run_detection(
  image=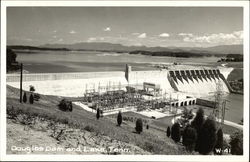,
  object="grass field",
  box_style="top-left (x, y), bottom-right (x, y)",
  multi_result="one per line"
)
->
top-left (6, 85), bottom-right (187, 155)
